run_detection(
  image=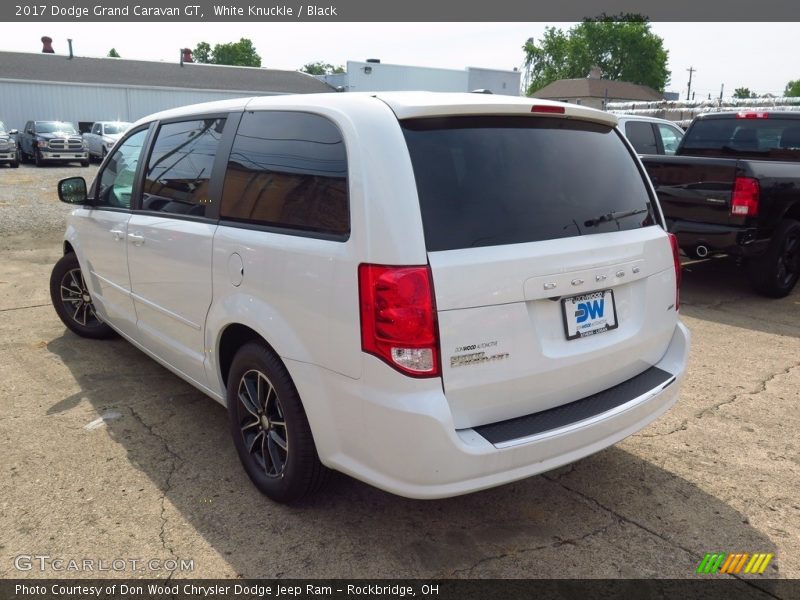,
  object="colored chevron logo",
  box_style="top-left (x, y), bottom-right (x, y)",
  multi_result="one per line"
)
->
top-left (696, 552), bottom-right (774, 574)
